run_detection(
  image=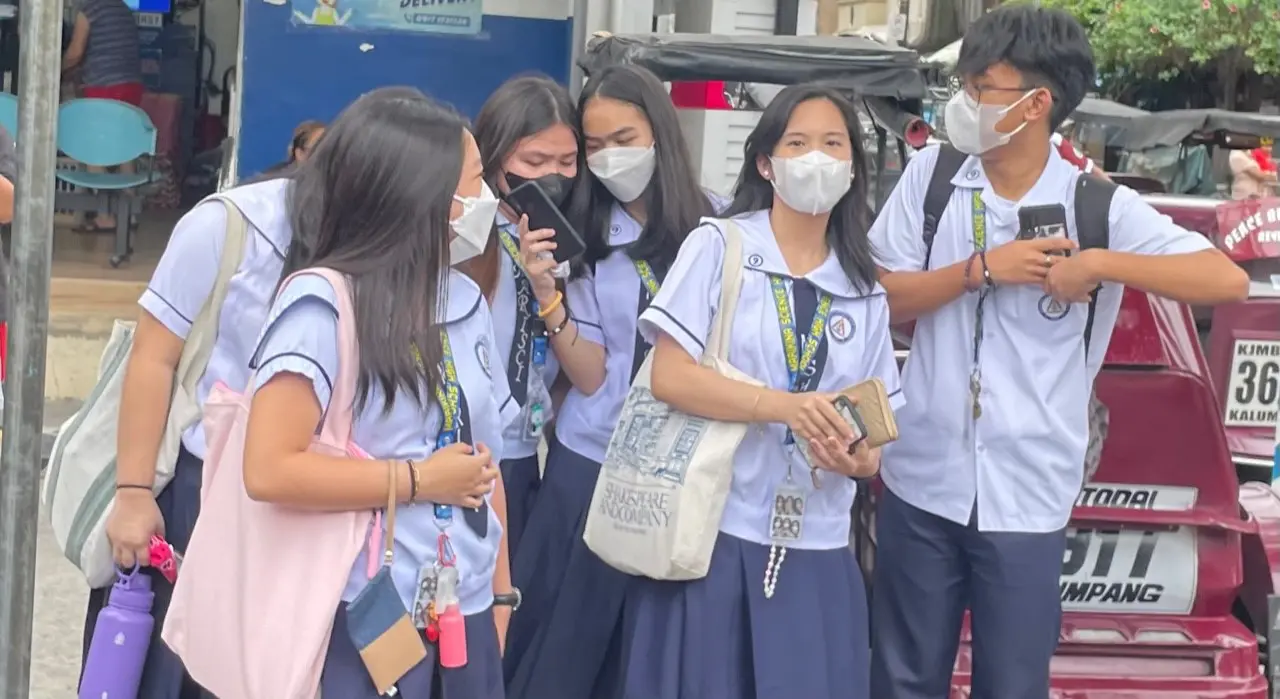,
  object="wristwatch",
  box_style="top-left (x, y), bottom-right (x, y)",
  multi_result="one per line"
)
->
top-left (494, 587), bottom-right (522, 611)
